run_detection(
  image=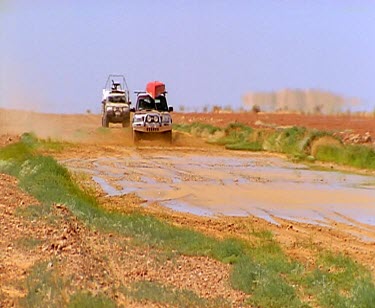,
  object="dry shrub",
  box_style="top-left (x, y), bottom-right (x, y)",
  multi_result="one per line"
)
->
top-left (310, 136), bottom-right (342, 157)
